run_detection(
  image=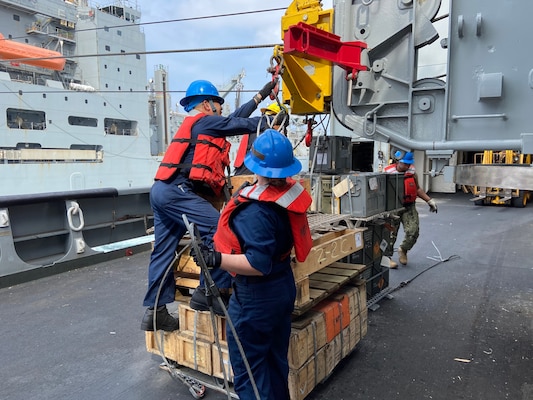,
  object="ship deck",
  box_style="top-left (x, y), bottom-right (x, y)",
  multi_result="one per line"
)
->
top-left (1, 192), bottom-right (532, 400)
